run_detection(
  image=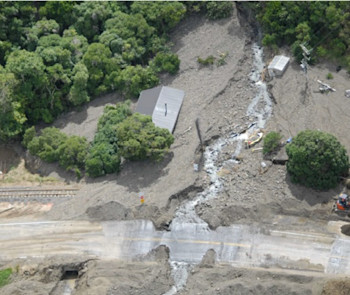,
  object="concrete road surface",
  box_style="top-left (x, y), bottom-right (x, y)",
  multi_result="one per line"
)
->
top-left (0, 219), bottom-right (349, 274)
